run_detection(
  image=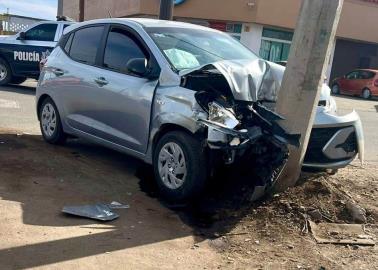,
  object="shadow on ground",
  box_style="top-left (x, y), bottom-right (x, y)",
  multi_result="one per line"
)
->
top-left (0, 133), bottom-right (268, 269)
top-left (0, 83), bottom-right (36, 96)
